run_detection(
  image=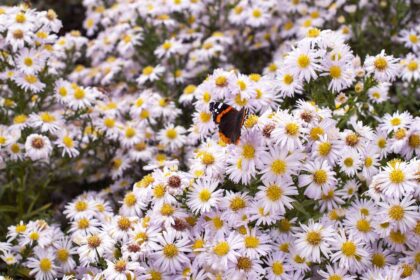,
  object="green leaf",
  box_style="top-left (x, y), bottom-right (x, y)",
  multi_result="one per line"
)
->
top-left (22, 203), bottom-right (52, 219)
top-left (0, 205), bottom-right (17, 213)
